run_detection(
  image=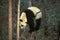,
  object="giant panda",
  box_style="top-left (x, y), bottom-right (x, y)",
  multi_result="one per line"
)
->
top-left (19, 6), bottom-right (42, 33)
